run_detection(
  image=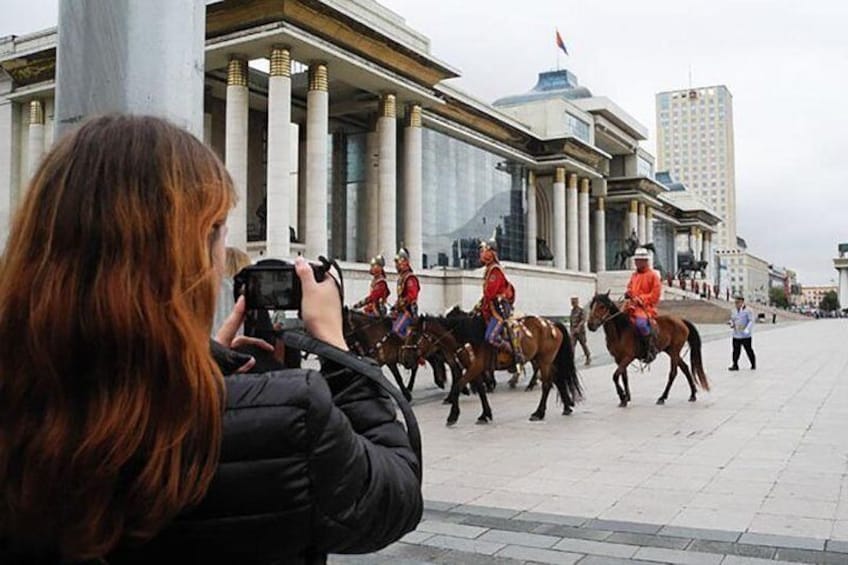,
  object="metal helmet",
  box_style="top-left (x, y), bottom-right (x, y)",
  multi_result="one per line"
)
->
top-left (394, 247), bottom-right (410, 262)
top-left (370, 254), bottom-right (386, 268)
top-left (479, 231), bottom-right (498, 253)
top-left (633, 247), bottom-right (651, 260)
